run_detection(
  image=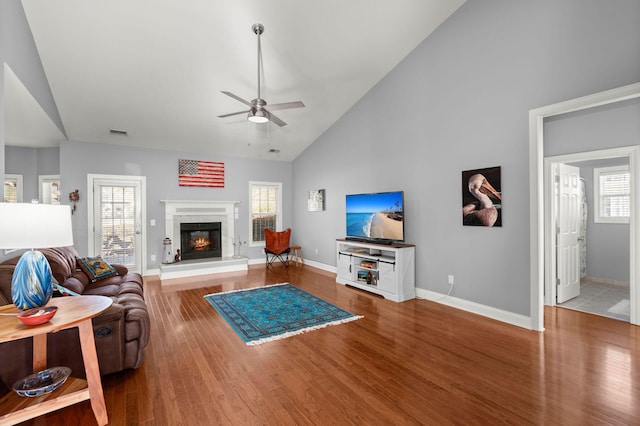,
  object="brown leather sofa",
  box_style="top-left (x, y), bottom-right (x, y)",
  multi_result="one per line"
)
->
top-left (0, 246), bottom-right (150, 387)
